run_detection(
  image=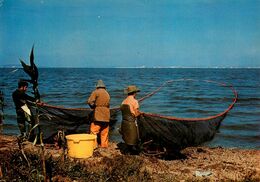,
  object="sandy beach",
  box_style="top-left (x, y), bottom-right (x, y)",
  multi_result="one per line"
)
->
top-left (0, 134), bottom-right (259, 181)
